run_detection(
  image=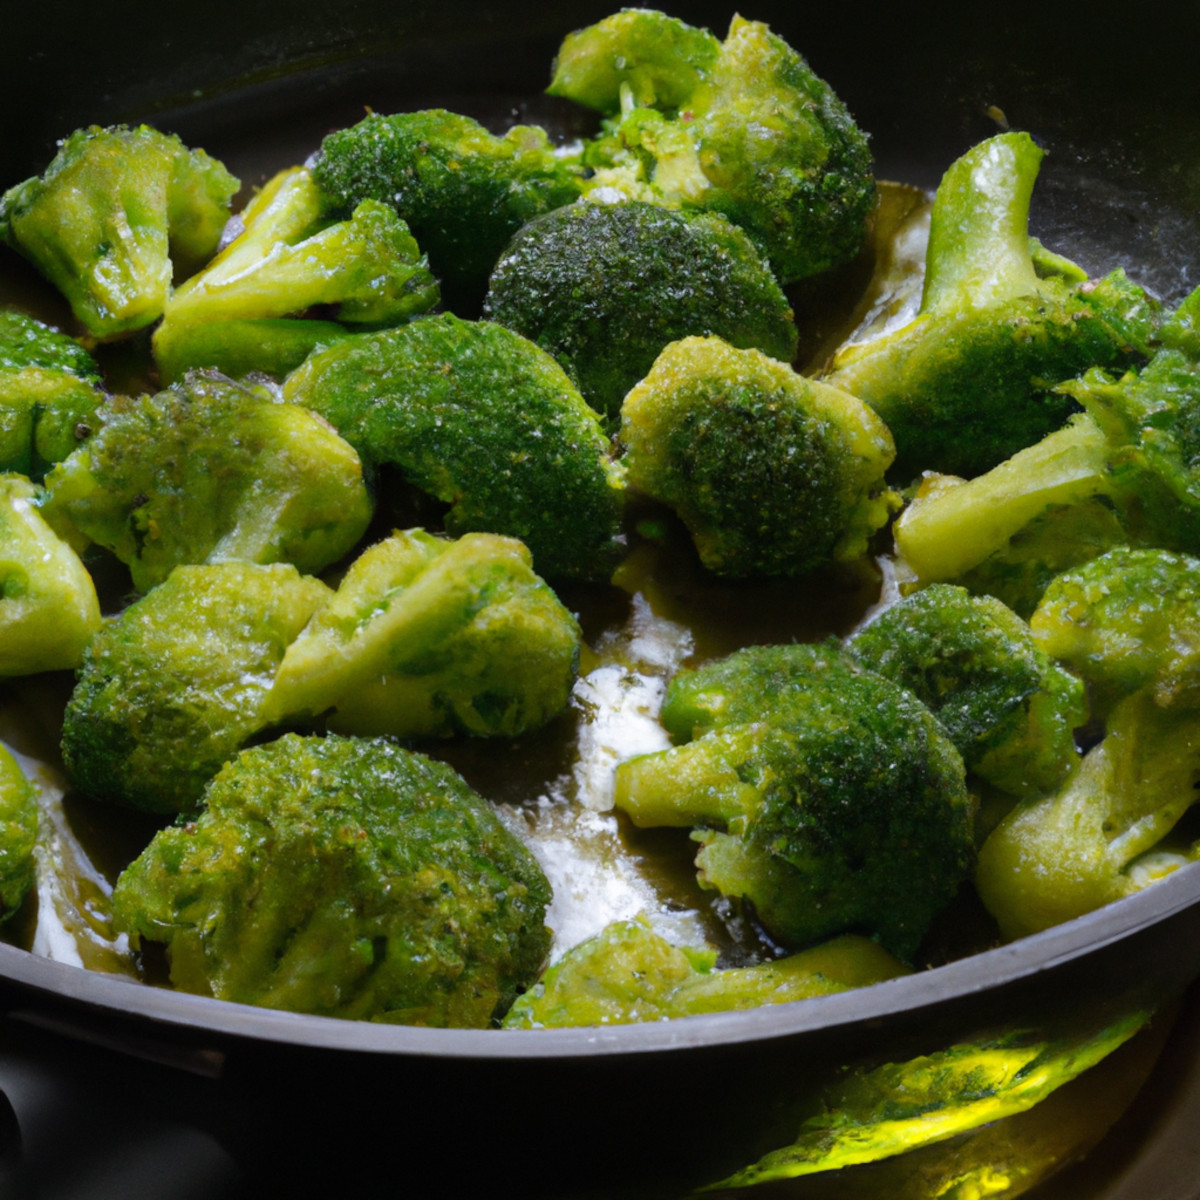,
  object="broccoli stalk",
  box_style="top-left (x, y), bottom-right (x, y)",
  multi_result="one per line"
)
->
top-left (0, 742), bottom-right (38, 923)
